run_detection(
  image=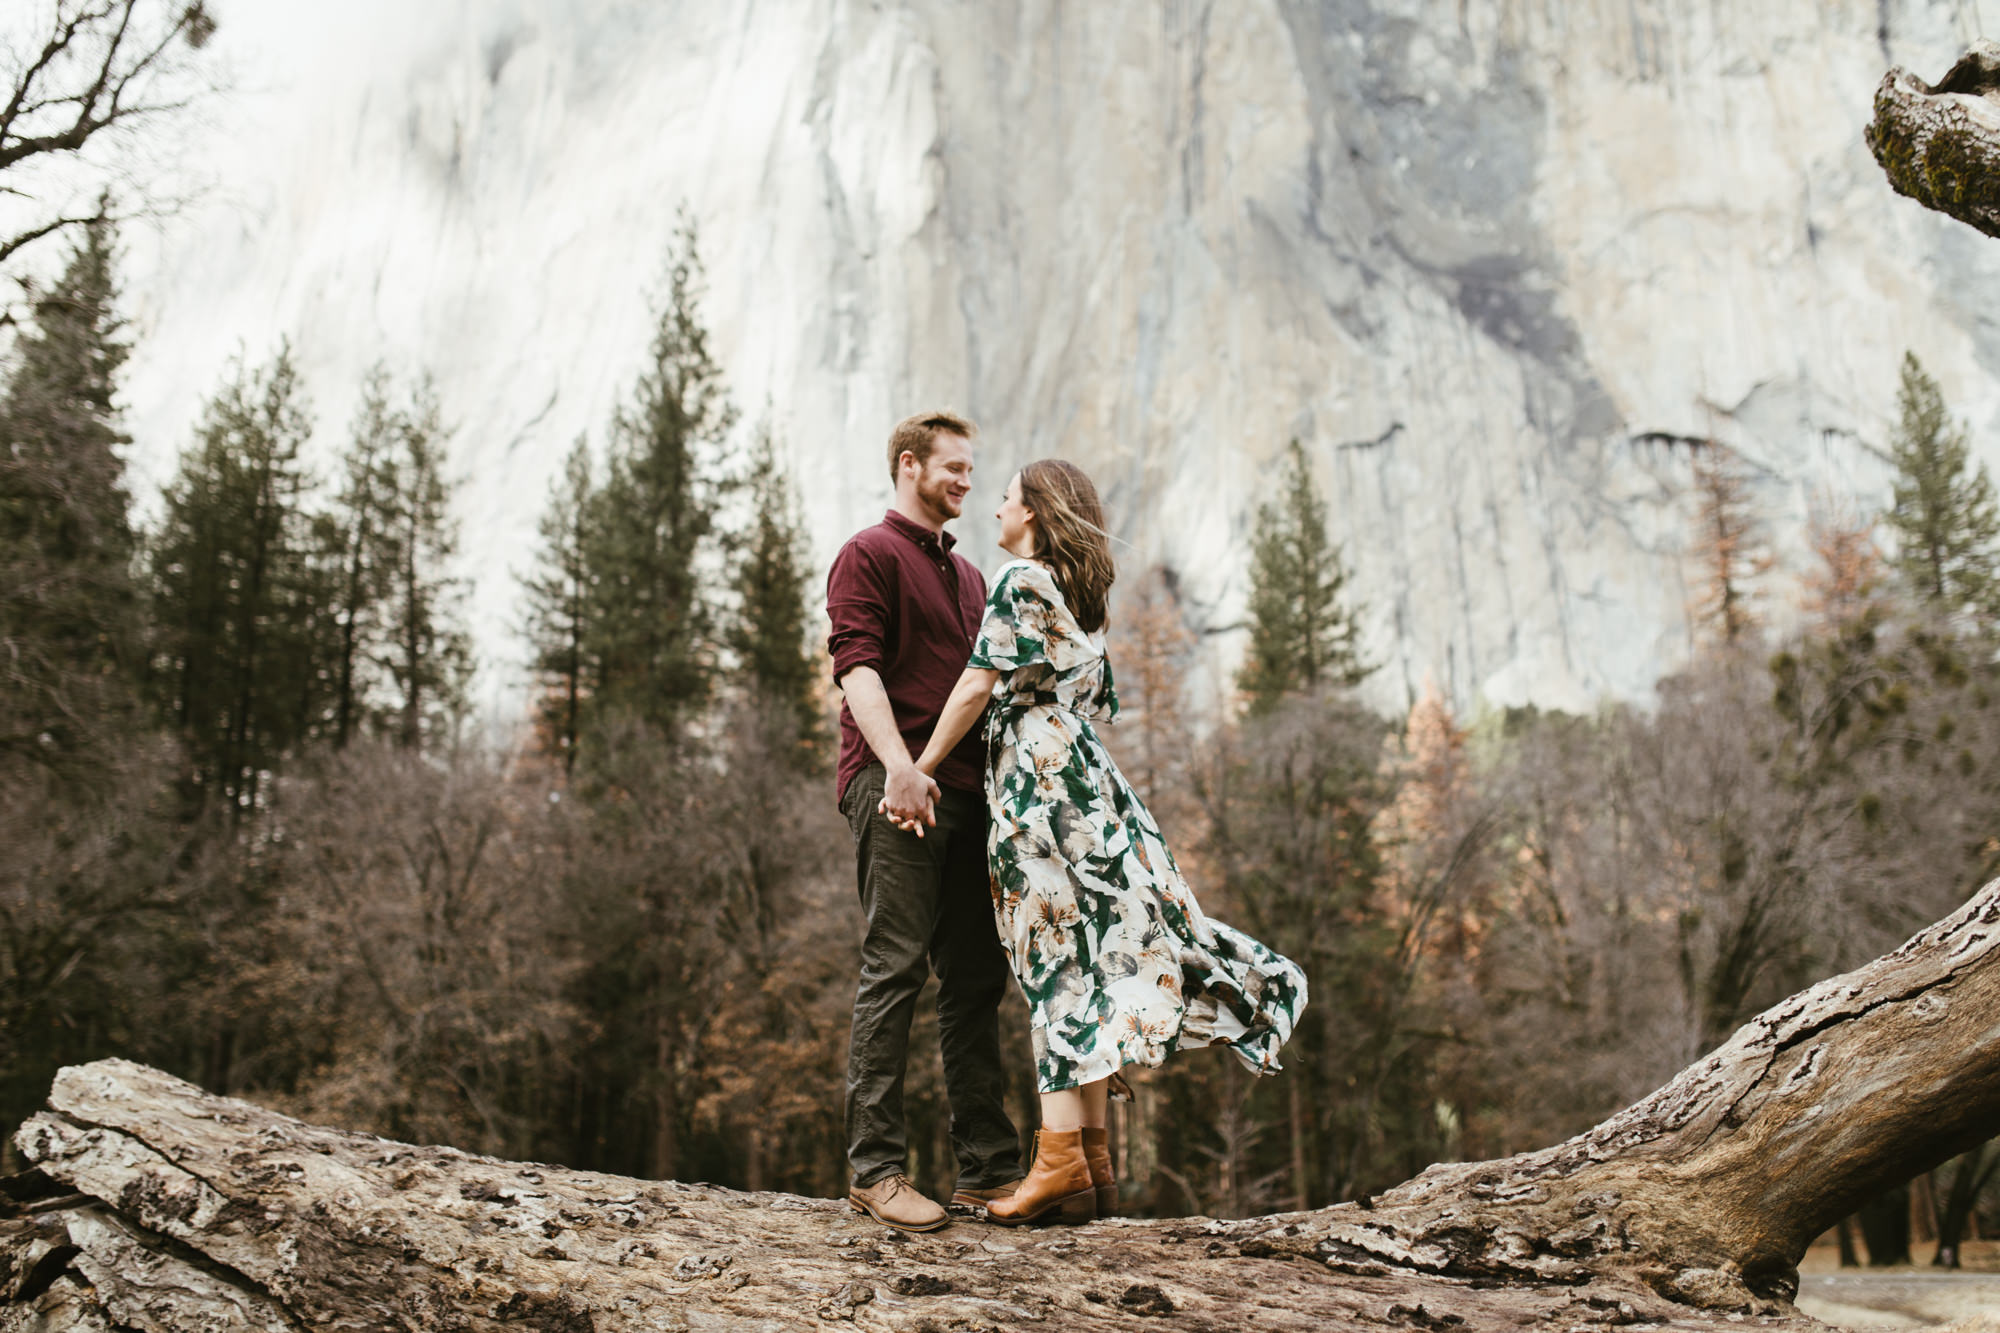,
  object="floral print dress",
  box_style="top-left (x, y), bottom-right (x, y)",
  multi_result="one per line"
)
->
top-left (968, 559), bottom-right (1308, 1093)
